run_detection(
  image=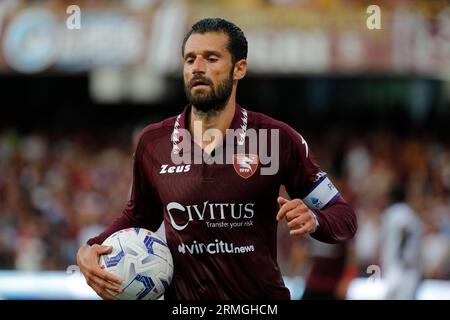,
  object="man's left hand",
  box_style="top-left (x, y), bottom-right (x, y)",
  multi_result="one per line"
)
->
top-left (276, 197), bottom-right (318, 236)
